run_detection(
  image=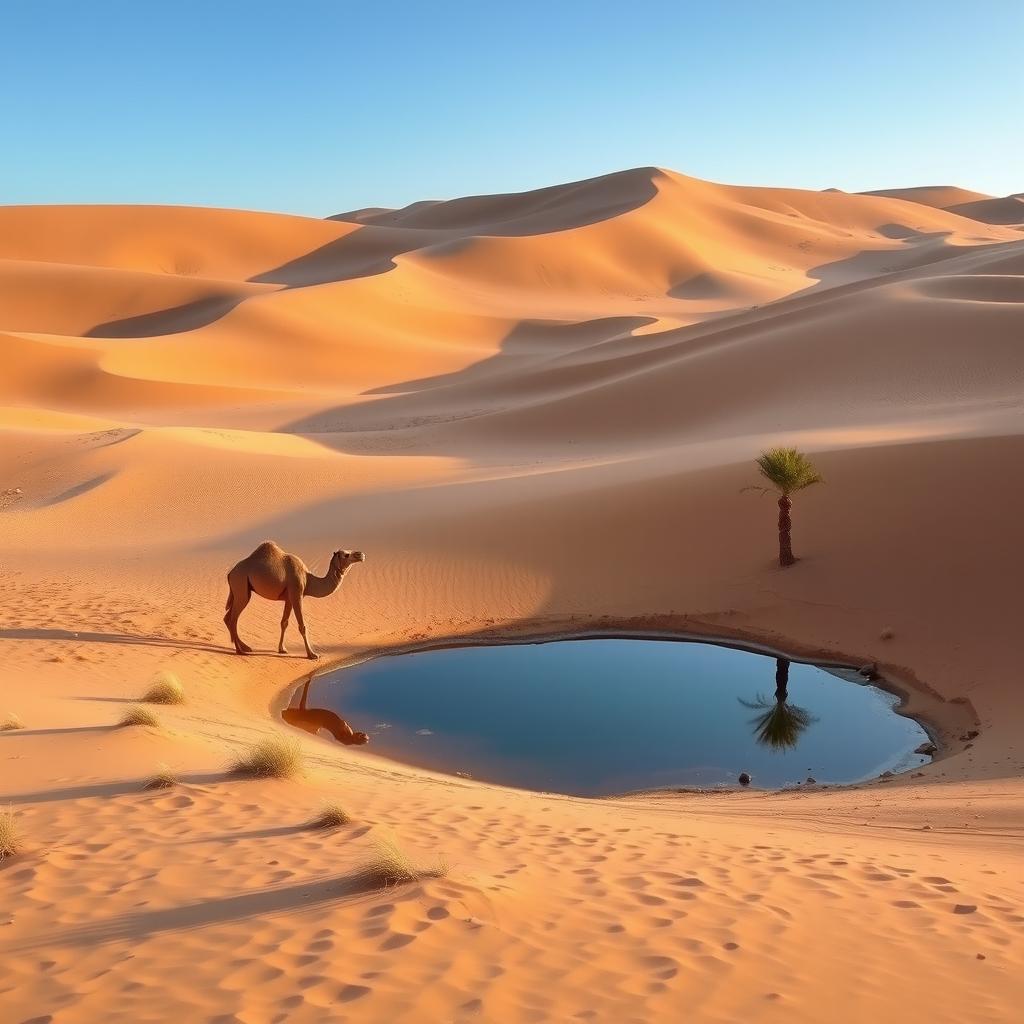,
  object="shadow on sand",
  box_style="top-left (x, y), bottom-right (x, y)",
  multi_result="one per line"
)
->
top-left (0, 627), bottom-right (230, 656)
top-left (4, 772), bottom-right (227, 805)
top-left (8, 868), bottom-right (419, 952)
